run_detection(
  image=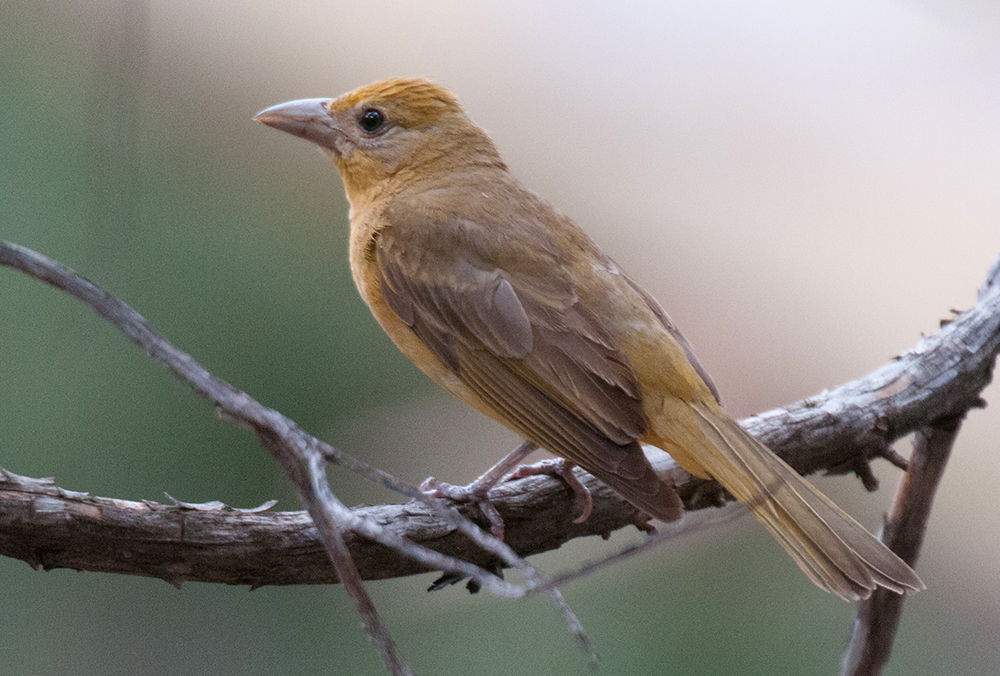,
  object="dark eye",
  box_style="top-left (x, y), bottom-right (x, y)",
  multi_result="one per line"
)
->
top-left (358, 108), bottom-right (386, 133)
